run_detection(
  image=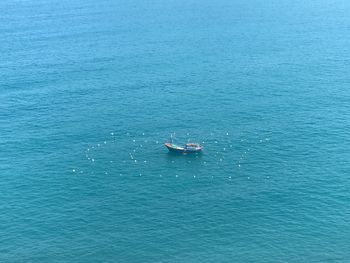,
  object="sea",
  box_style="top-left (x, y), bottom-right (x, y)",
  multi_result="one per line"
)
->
top-left (1, 0), bottom-right (350, 262)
